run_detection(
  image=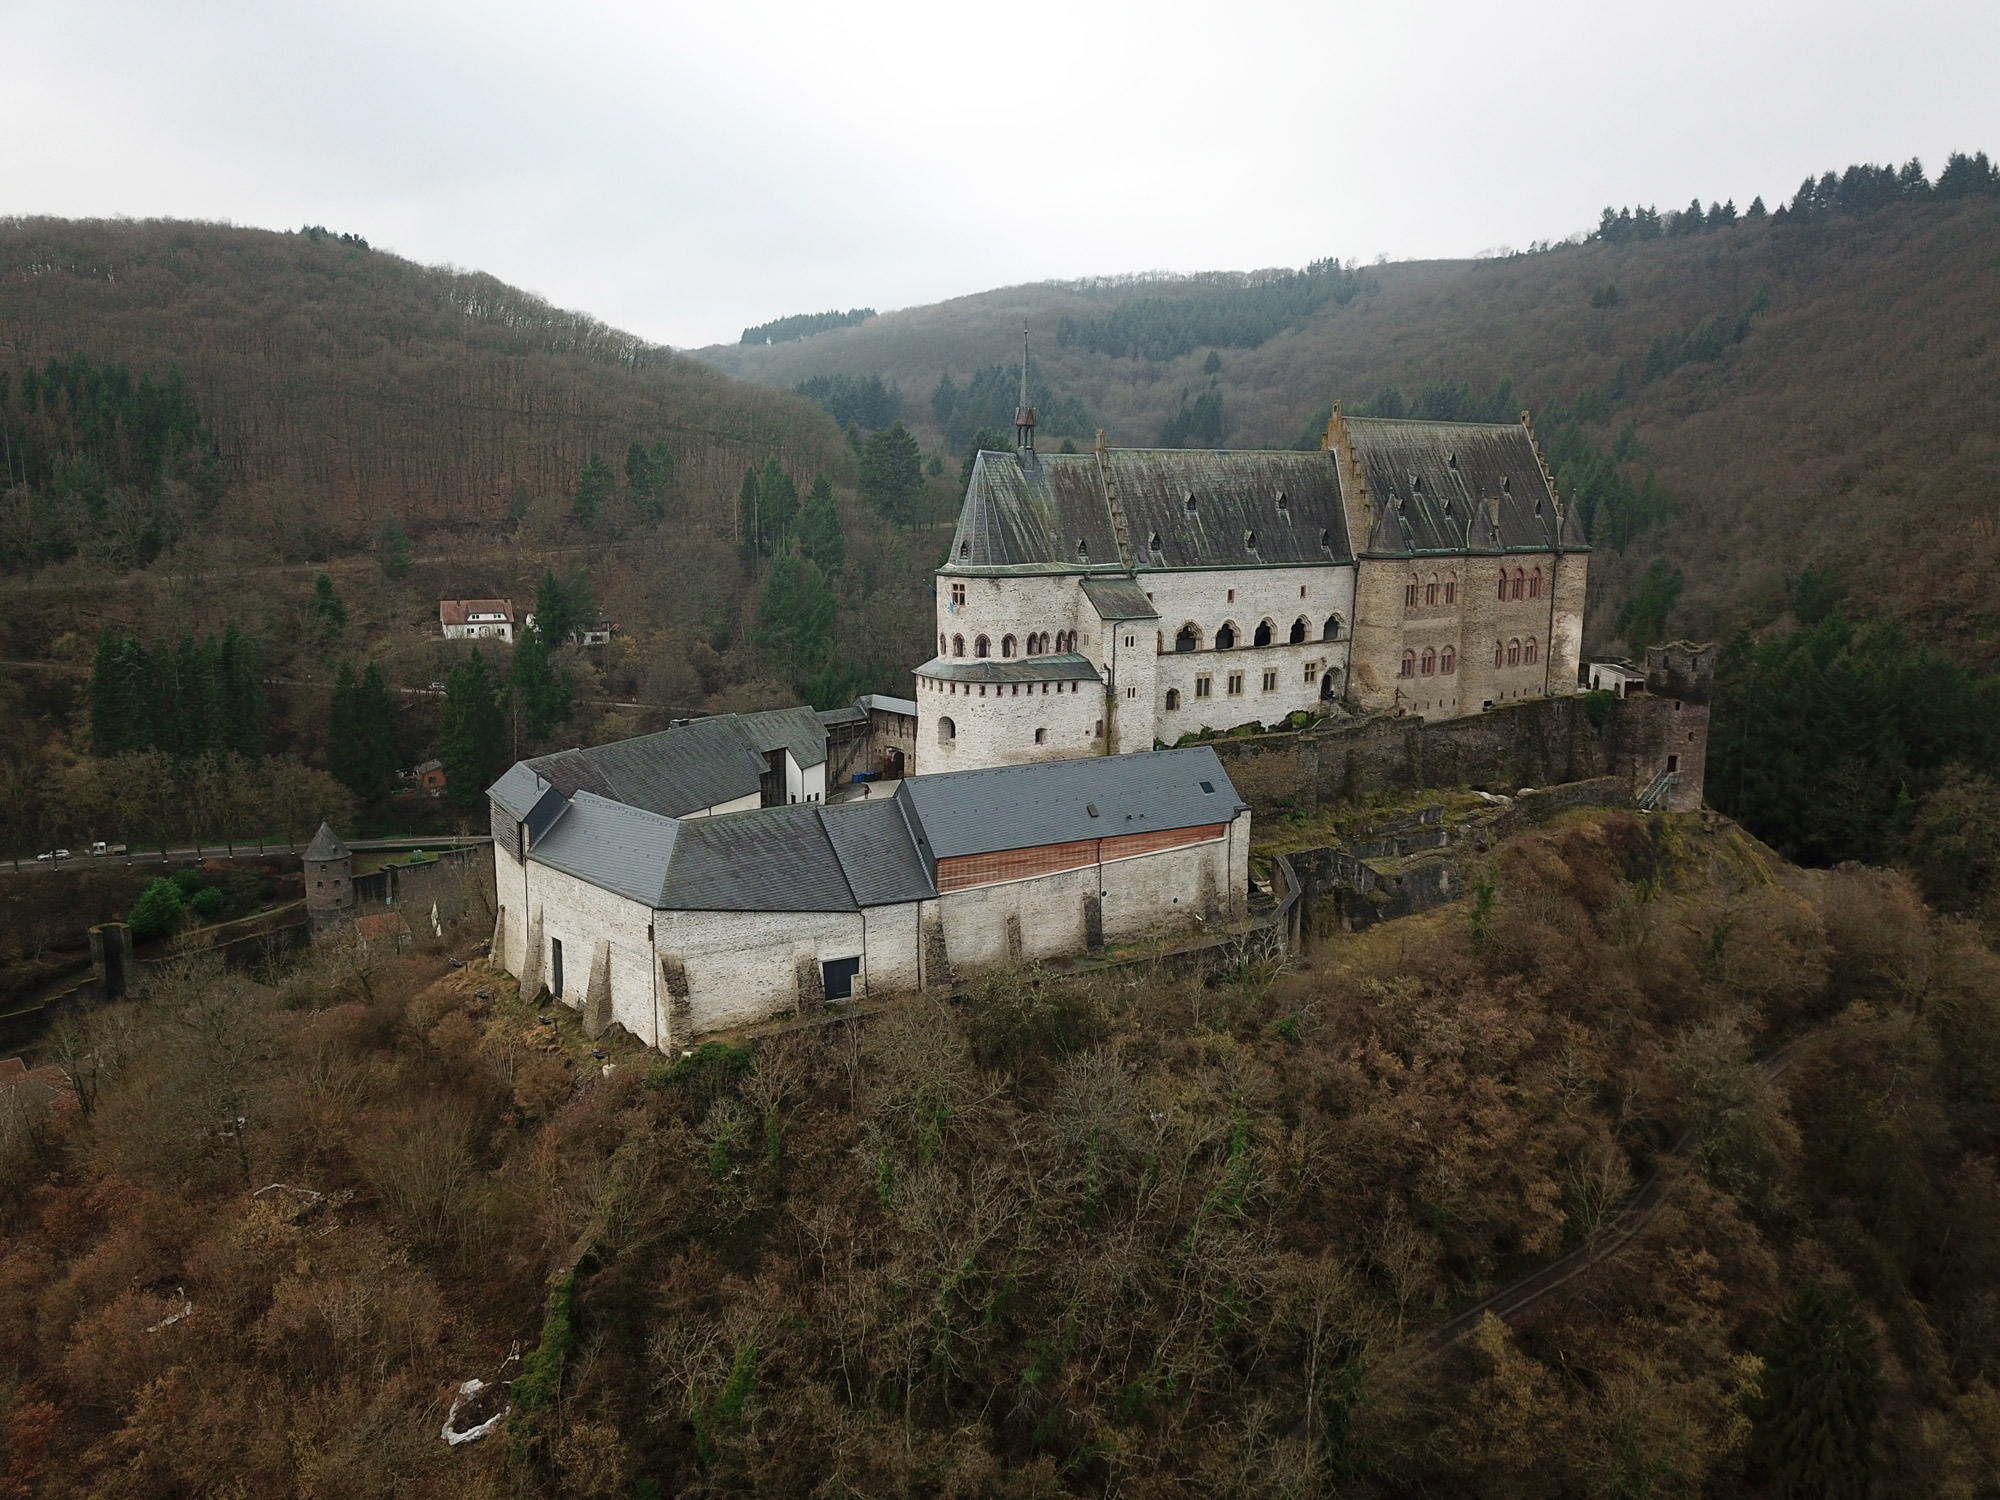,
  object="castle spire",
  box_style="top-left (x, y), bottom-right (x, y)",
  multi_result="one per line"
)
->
top-left (1014, 328), bottom-right (1036, 453)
